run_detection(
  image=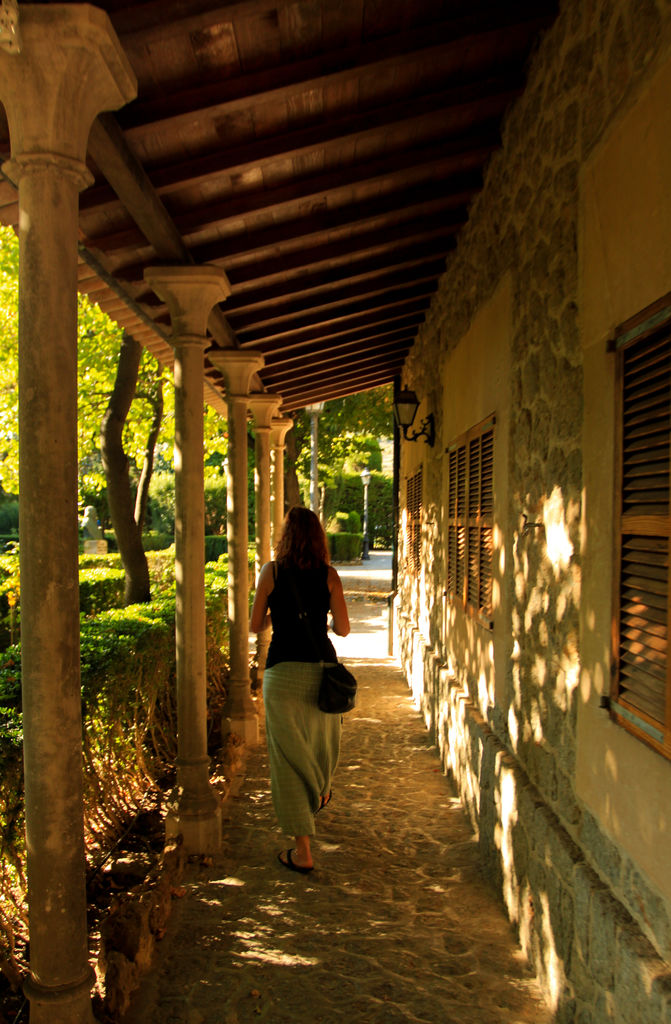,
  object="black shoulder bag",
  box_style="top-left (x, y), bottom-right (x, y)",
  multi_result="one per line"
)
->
top-left (284, 568), bottom-right (357, 714)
